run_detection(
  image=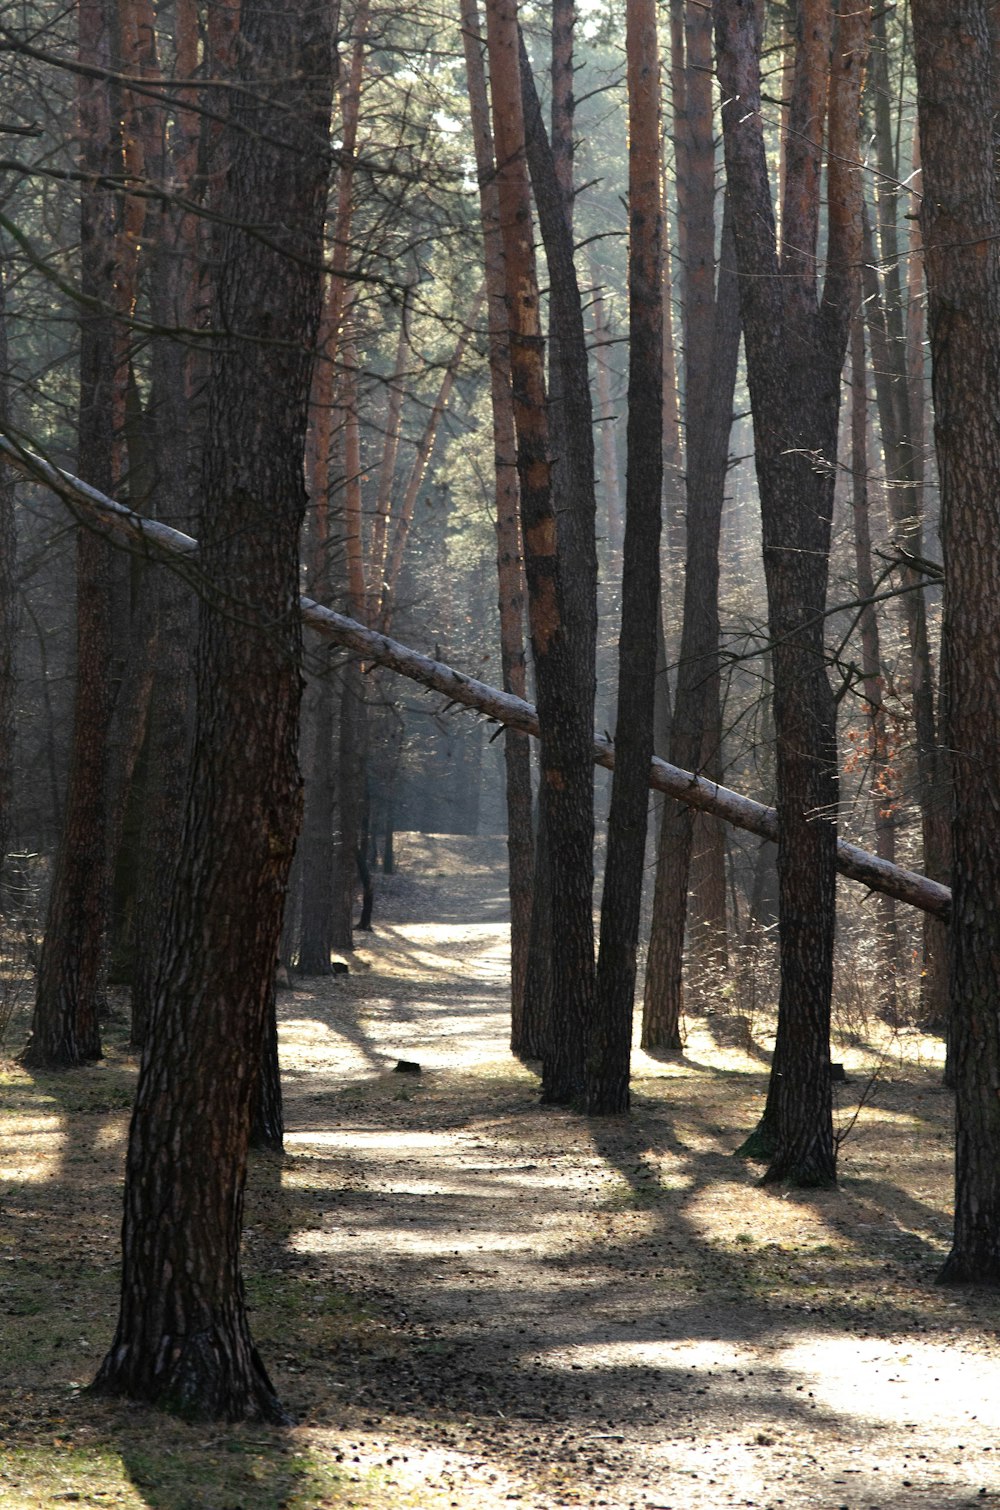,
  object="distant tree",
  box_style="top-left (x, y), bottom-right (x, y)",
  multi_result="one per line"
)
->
top-left (910, 0), bottom-right (1000, 1284)
top-left (91, 0), bottom-right (333, 1418)
top-left (23, 0), bottom-right (119, 1069)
